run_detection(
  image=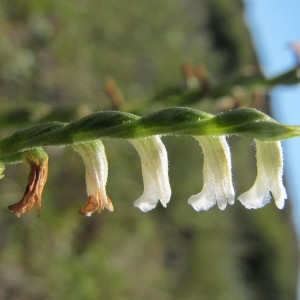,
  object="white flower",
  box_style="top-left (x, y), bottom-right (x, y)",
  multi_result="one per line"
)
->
top-left (188, 136), bottom-right (235, 211)
top-left (130, 136), bottom-right (171, 212)
top-left (73, 141), bottom-right (113, 216)
top-left (0, 164), bottom-right (4, 180)
top-left (238, 140), bottom-right (287, 209)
